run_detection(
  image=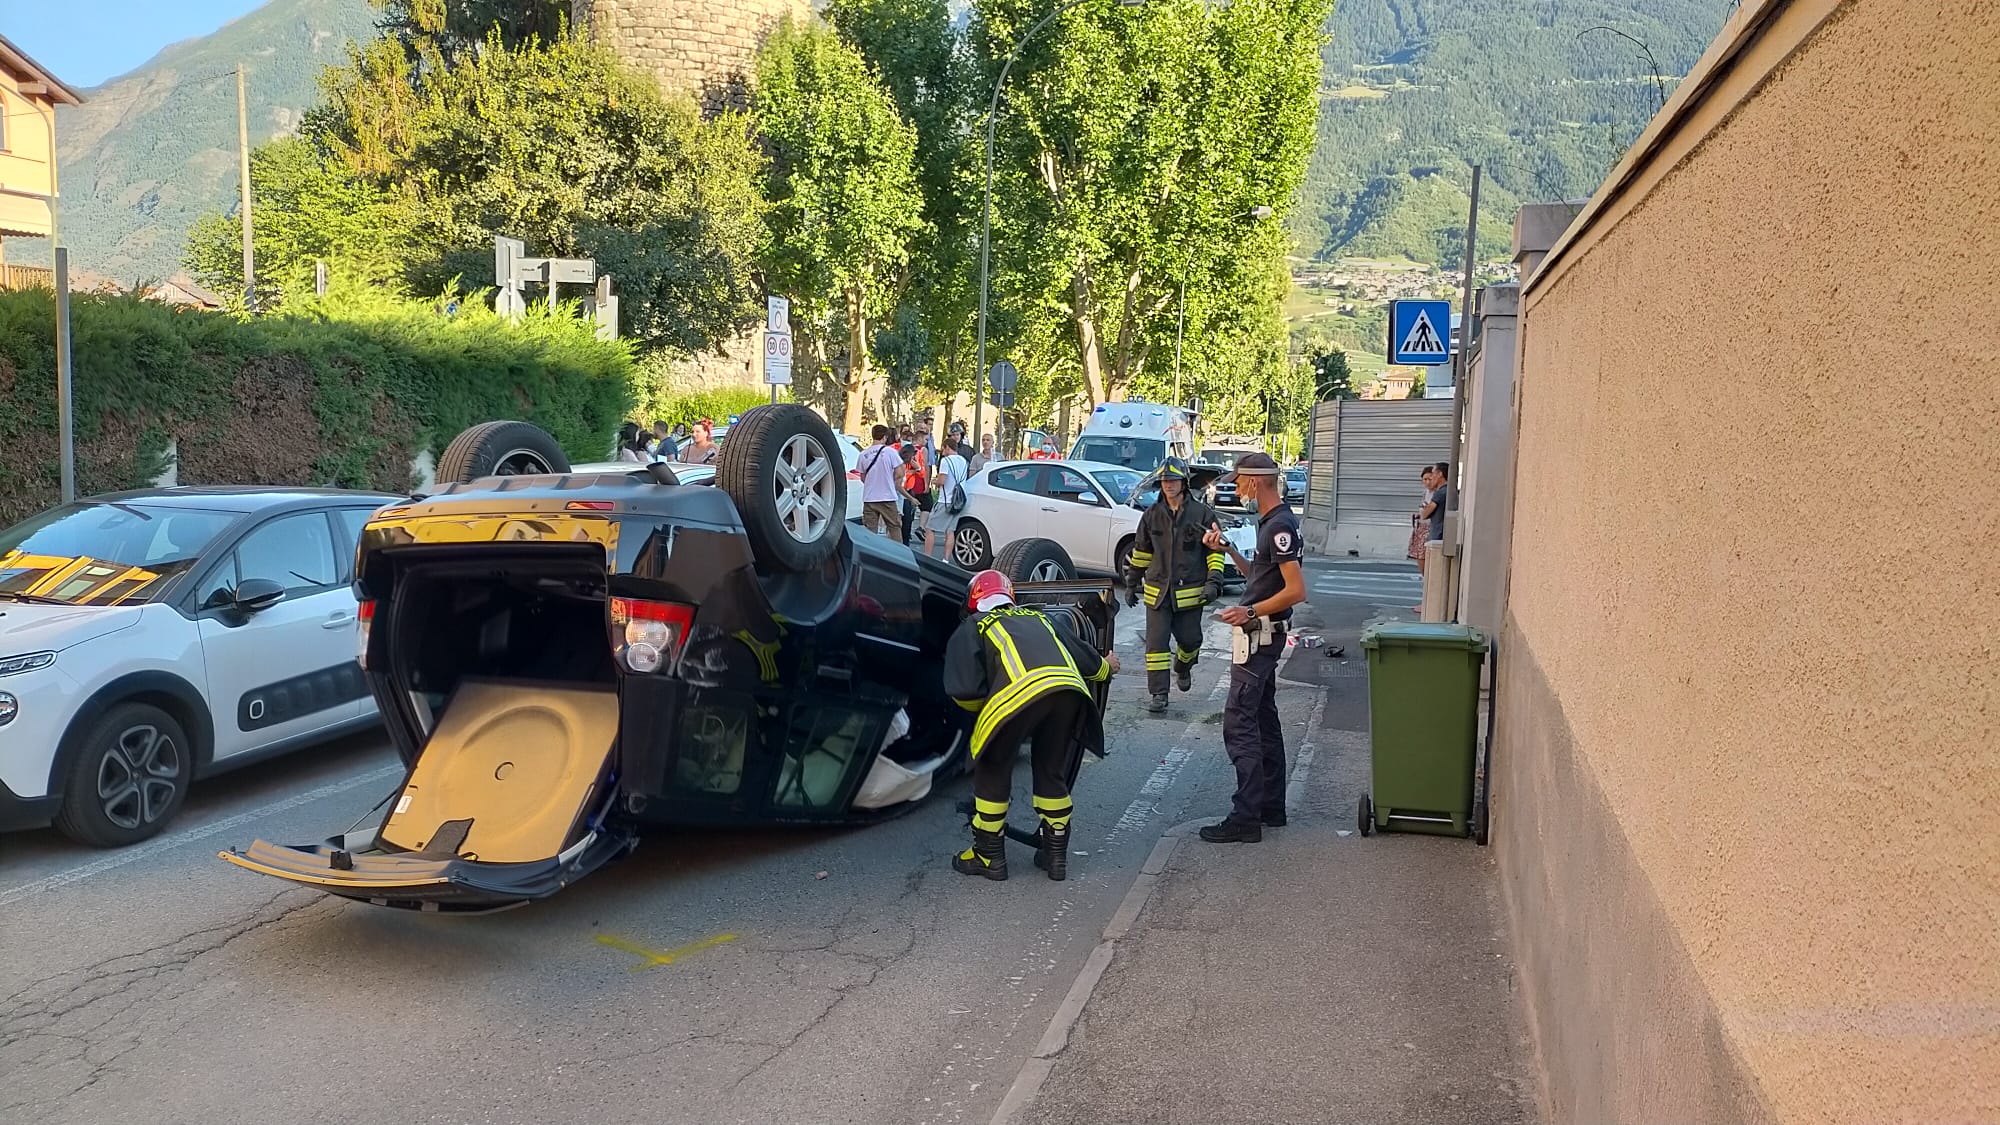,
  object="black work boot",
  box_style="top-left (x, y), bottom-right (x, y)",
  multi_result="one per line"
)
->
top-left (1146, 693), bottom-right (1168, 713)
top-left (1176, 664), bottom-right (1192, 693)
top-left (1261, 809), bottom-right (1288, 828)
top-left (952, 827), bottom-right (1008, 880)
top-left (1198, 818), bottom-right (1263, 844)
top-left (1032, 822), bottom-right (1071, 881)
